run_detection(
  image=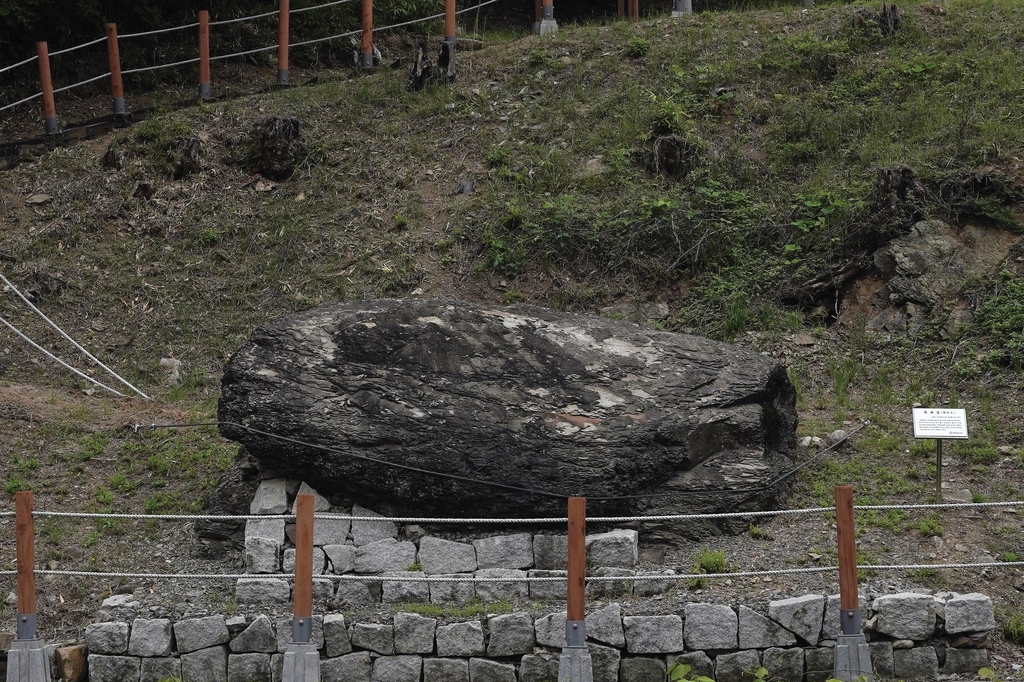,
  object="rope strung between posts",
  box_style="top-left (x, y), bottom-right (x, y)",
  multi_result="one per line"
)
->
top-left (121, 23), bottom-right (201, 39)
top-left (50, 37), bottom-right (107, 58)
top-left (0, 316), bottom-right (126, 397)
top-left (33, 511), bottom-right (295, 520)
top-left (1, 274), bottom-right (151, 399)
top-left (0, 54), bottom-right (39, 76)
top-left (122, 58), bottom-right (201, 76)
top-left (209, 10), bottom-right (281, 27)
top-left (209, 45), bottom-right (280, 63)
top-left (855, 501), bottom-right (1024, 511)
top-left (0, 92), bottom-right (43, 114)
top-left (51, 72), bottom-right (111, 96)
top-left (290, 0), bottom-right (356, 15)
